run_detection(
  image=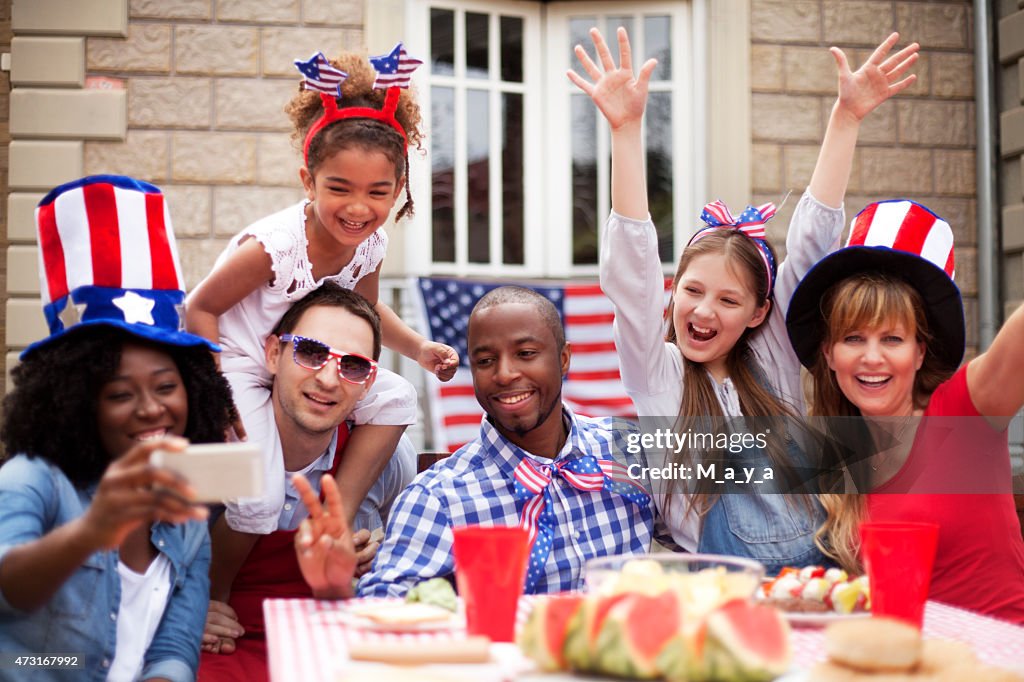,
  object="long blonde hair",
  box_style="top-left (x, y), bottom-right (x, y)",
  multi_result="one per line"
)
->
top-left (663, 230), bottom-right (810, 520)
top-left (810, 273), bottom-right (953, 571)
